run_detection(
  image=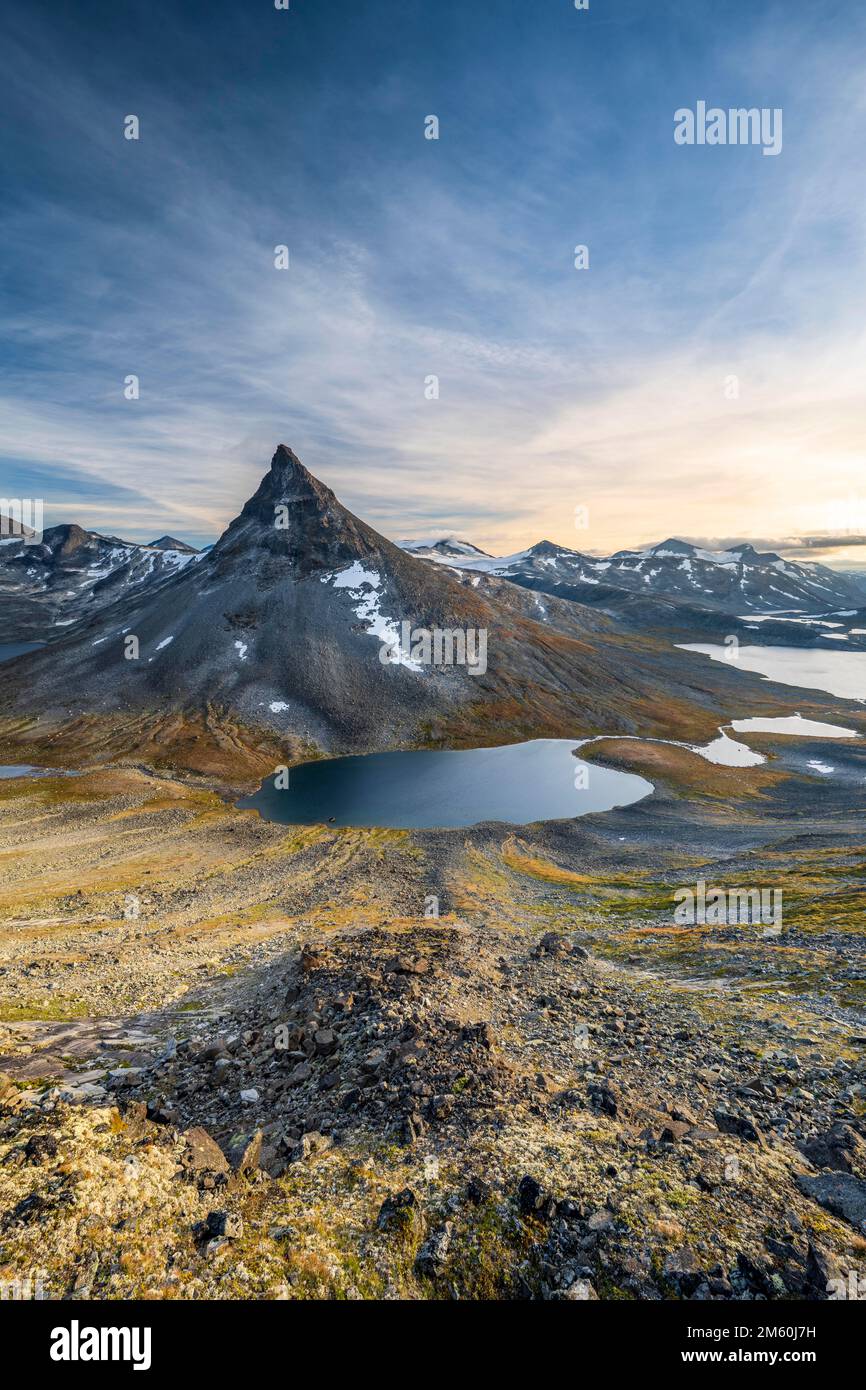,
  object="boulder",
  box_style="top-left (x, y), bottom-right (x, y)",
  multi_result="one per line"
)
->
top-left (182, 1127), bottom-right (230, 1176)
top-left (377, 1188), bottom-right (425, 1237)
top-left (714, 1108), bottom-right (763, 1144)
top-left (798, 1123), bottom-right (865, 1175)
top-left (796, 1172), bottom-right (866, 1232)
top-left (415, 1222), bottom-right (453, 1278)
